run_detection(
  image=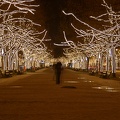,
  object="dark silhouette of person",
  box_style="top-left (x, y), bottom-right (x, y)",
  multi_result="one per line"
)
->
top-left (55, 61), bottom-right (62, 84)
